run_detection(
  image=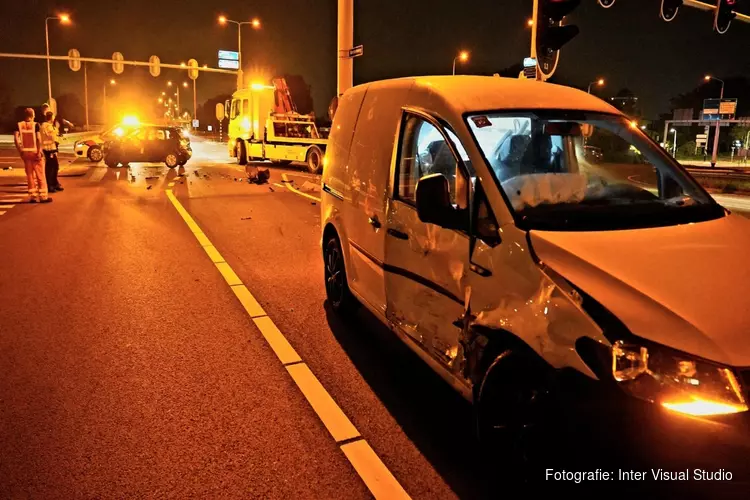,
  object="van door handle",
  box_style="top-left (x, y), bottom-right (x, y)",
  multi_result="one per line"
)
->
top-left (368, 215), bottom-right (381, 229)
top-left (387, 228), bottom-right (409, 240)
